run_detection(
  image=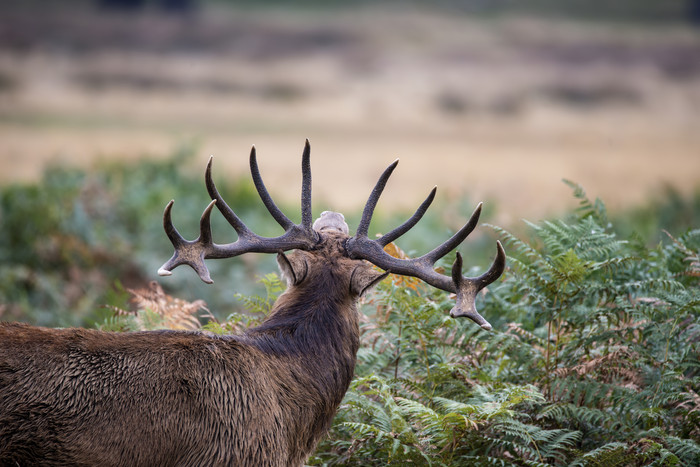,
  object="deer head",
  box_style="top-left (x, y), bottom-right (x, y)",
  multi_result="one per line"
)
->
top-left (158, 140), bottom-right (505, 330)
